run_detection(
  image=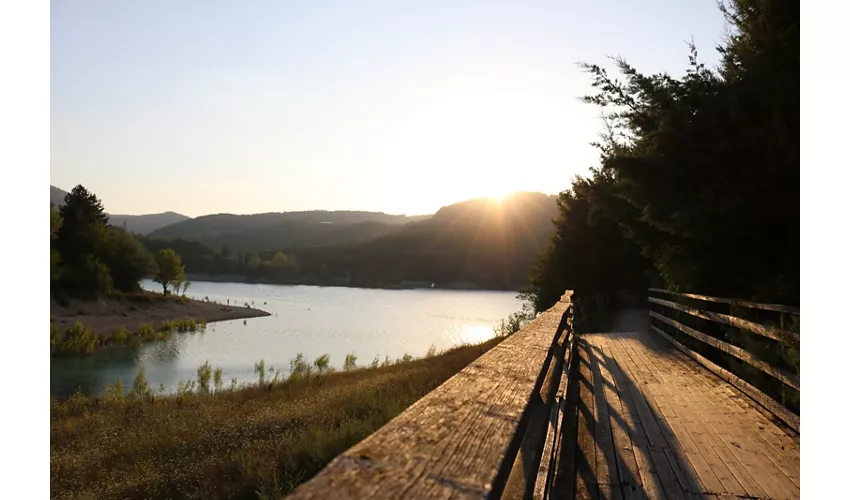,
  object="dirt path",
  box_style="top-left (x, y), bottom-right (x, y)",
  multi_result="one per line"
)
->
top-left (610, 308), bottom-right (651, 333)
